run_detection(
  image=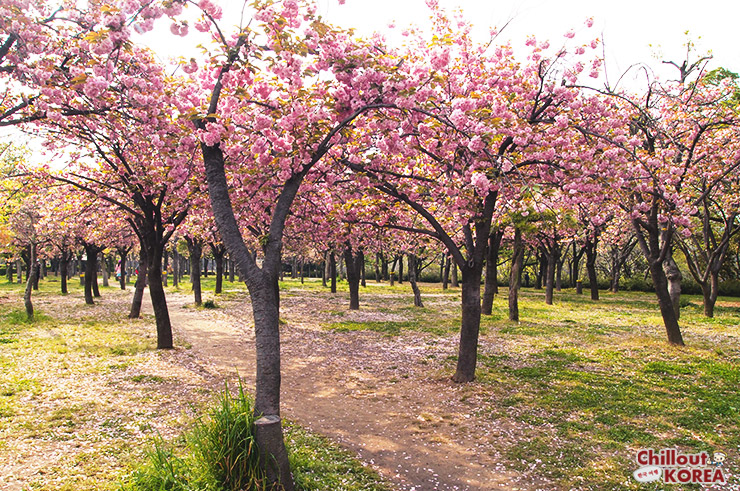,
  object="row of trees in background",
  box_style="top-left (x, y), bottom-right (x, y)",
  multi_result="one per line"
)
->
top-left (2, 0), bottom-right (740, 487)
